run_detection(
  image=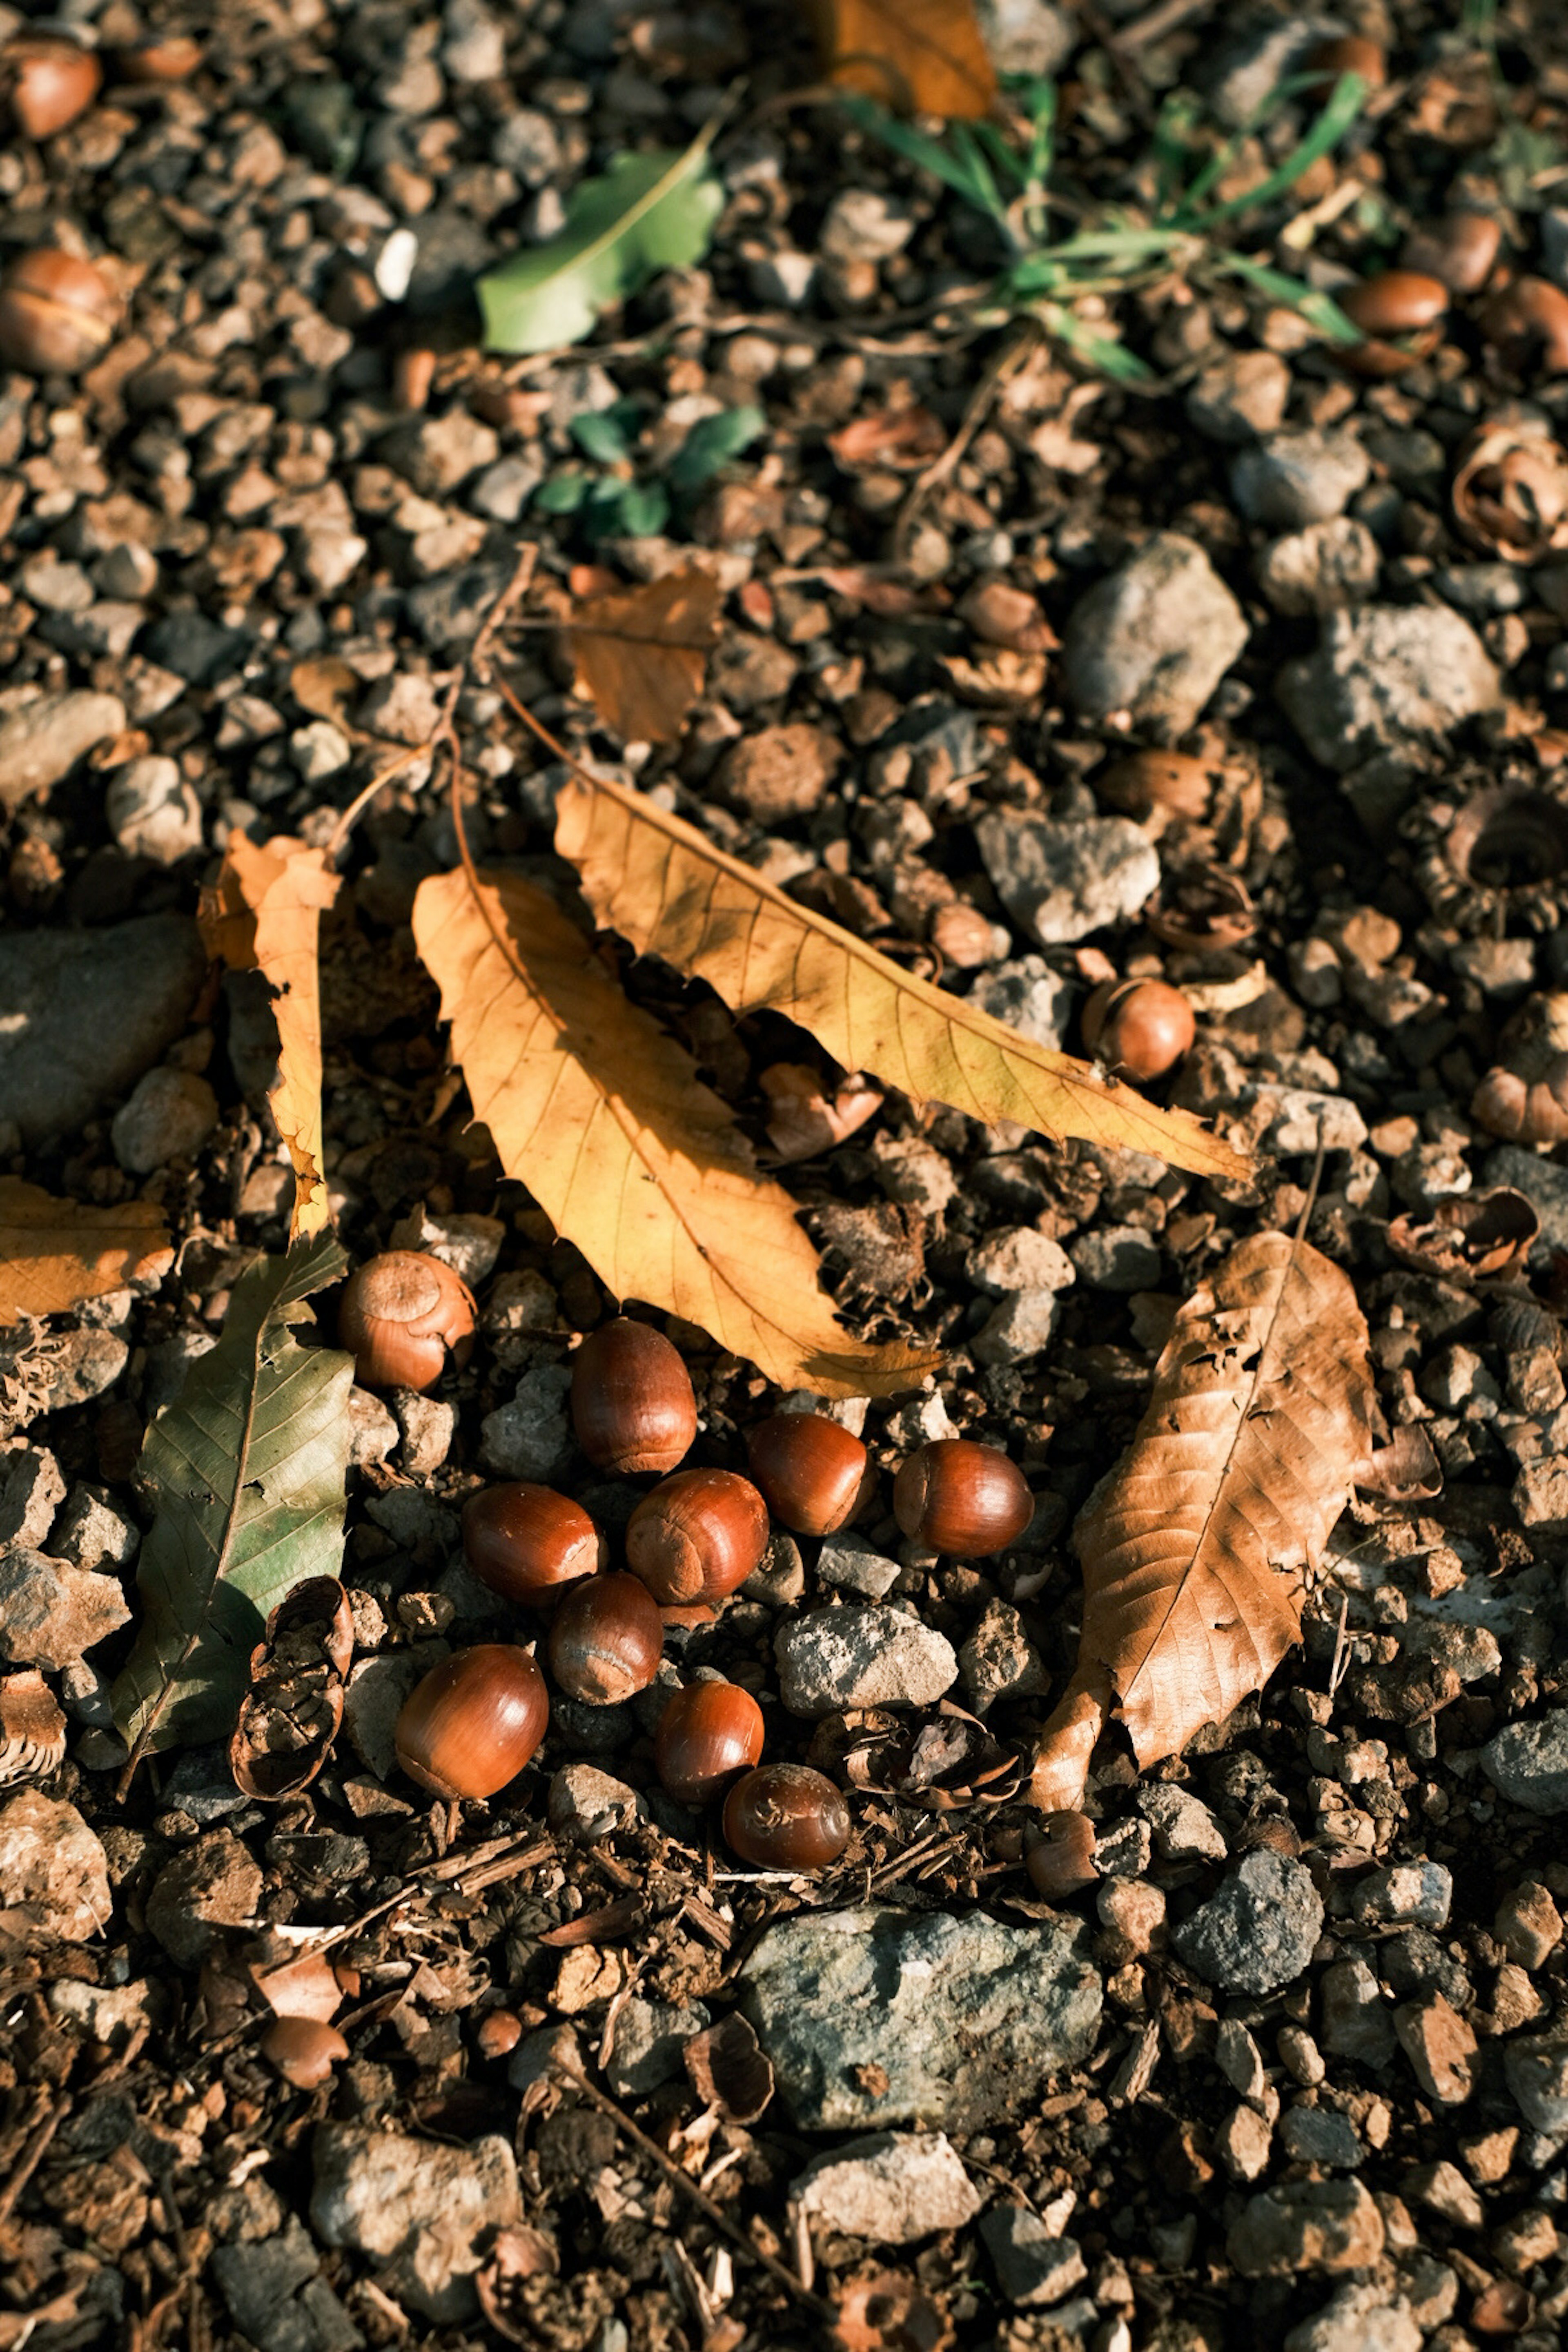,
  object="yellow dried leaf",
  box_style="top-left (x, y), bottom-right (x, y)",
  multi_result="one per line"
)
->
top-left (411, 866), bottom-right (937, 1396)
top-left (0, 1178), bottom-right (172, 1325)
top-left (564, 569), bottom-right (724, 744)
top-left (1030, 1232), bottom-right (1375, 1813)
top-left (199, 835), bottom-right (341, 1241)
top-left (553, 771), bottom-right (1248, 1180)
top-left (812, 0), bottom-right (996, 116)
